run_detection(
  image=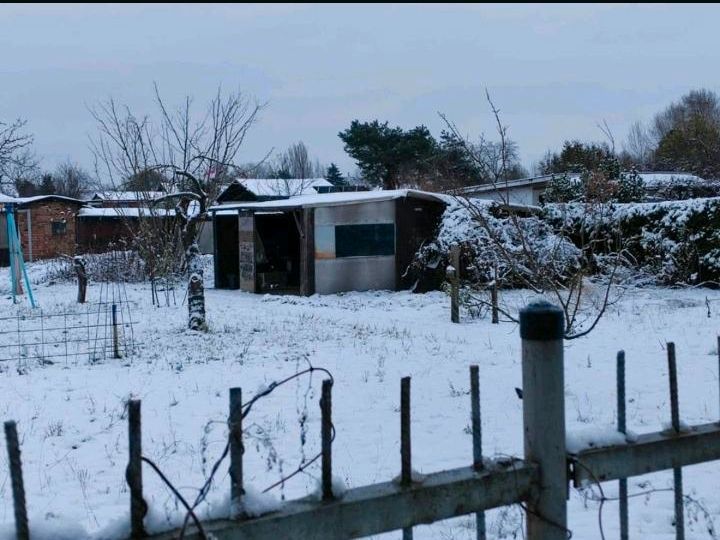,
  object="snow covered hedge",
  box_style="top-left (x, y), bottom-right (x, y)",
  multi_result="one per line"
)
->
top-left (408, 199), bottom-right (581, 291)
top-left (409, 196), bottom-right (720, 291)
top-left (543, 198), bottom-right (720, 285)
